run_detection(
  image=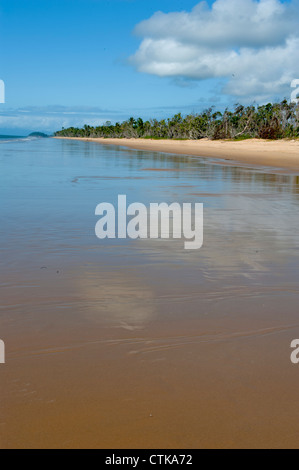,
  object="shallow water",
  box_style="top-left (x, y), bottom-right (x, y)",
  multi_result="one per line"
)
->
top-left (1, 137), bottom-right (299, 448)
